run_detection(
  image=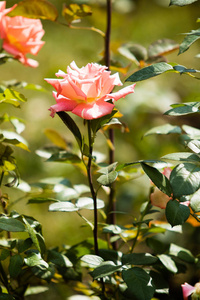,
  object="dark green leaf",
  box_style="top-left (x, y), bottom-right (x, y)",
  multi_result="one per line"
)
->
top-left (169, 0), bottom-right (198, 5)
top-left (141, 162), bottom-right (172, 196)
top-left (166, 200), bottom-right (190, 226)
top-left (122, 267), bottom-right (155, 300)
top-left (8, 0), bottom-right (58, 21)
top-left (17, 238), bottom-right (33, 253)
top-left (27, 197), bottom-right (58, 204)
top-left (169, 243), bottom-right (196, 263)
top-left (8, 254), bottom-right (23, 278)
top-left (90, 110), bottom-right (117, 134)
top-left (165, 102), bottom-right (200, 116)
top-left (122, 253), bottom-right (158, 266)
top-left (170, 163), bottom-right (200, 198)
top-left (118, 43), bottom-right (147, 63)
top-left (126, 62), bottom-right (173, 82)
top-left (22, 217), bottom-right (41, 252)
top-left (144, 124), bottom-right (181, 136)
top-left (0, 217), bottom-right (26, 232)
top-left (0, 294), bottom-right (15, 300)
top-left (0, 249), bottom-right (10, 261)
top-left (47, 250), bottom-right (73, 267)
top-left (57, 112), bottom-right (82, 149)
top-left (90, 261), bottom-right (122, 279)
